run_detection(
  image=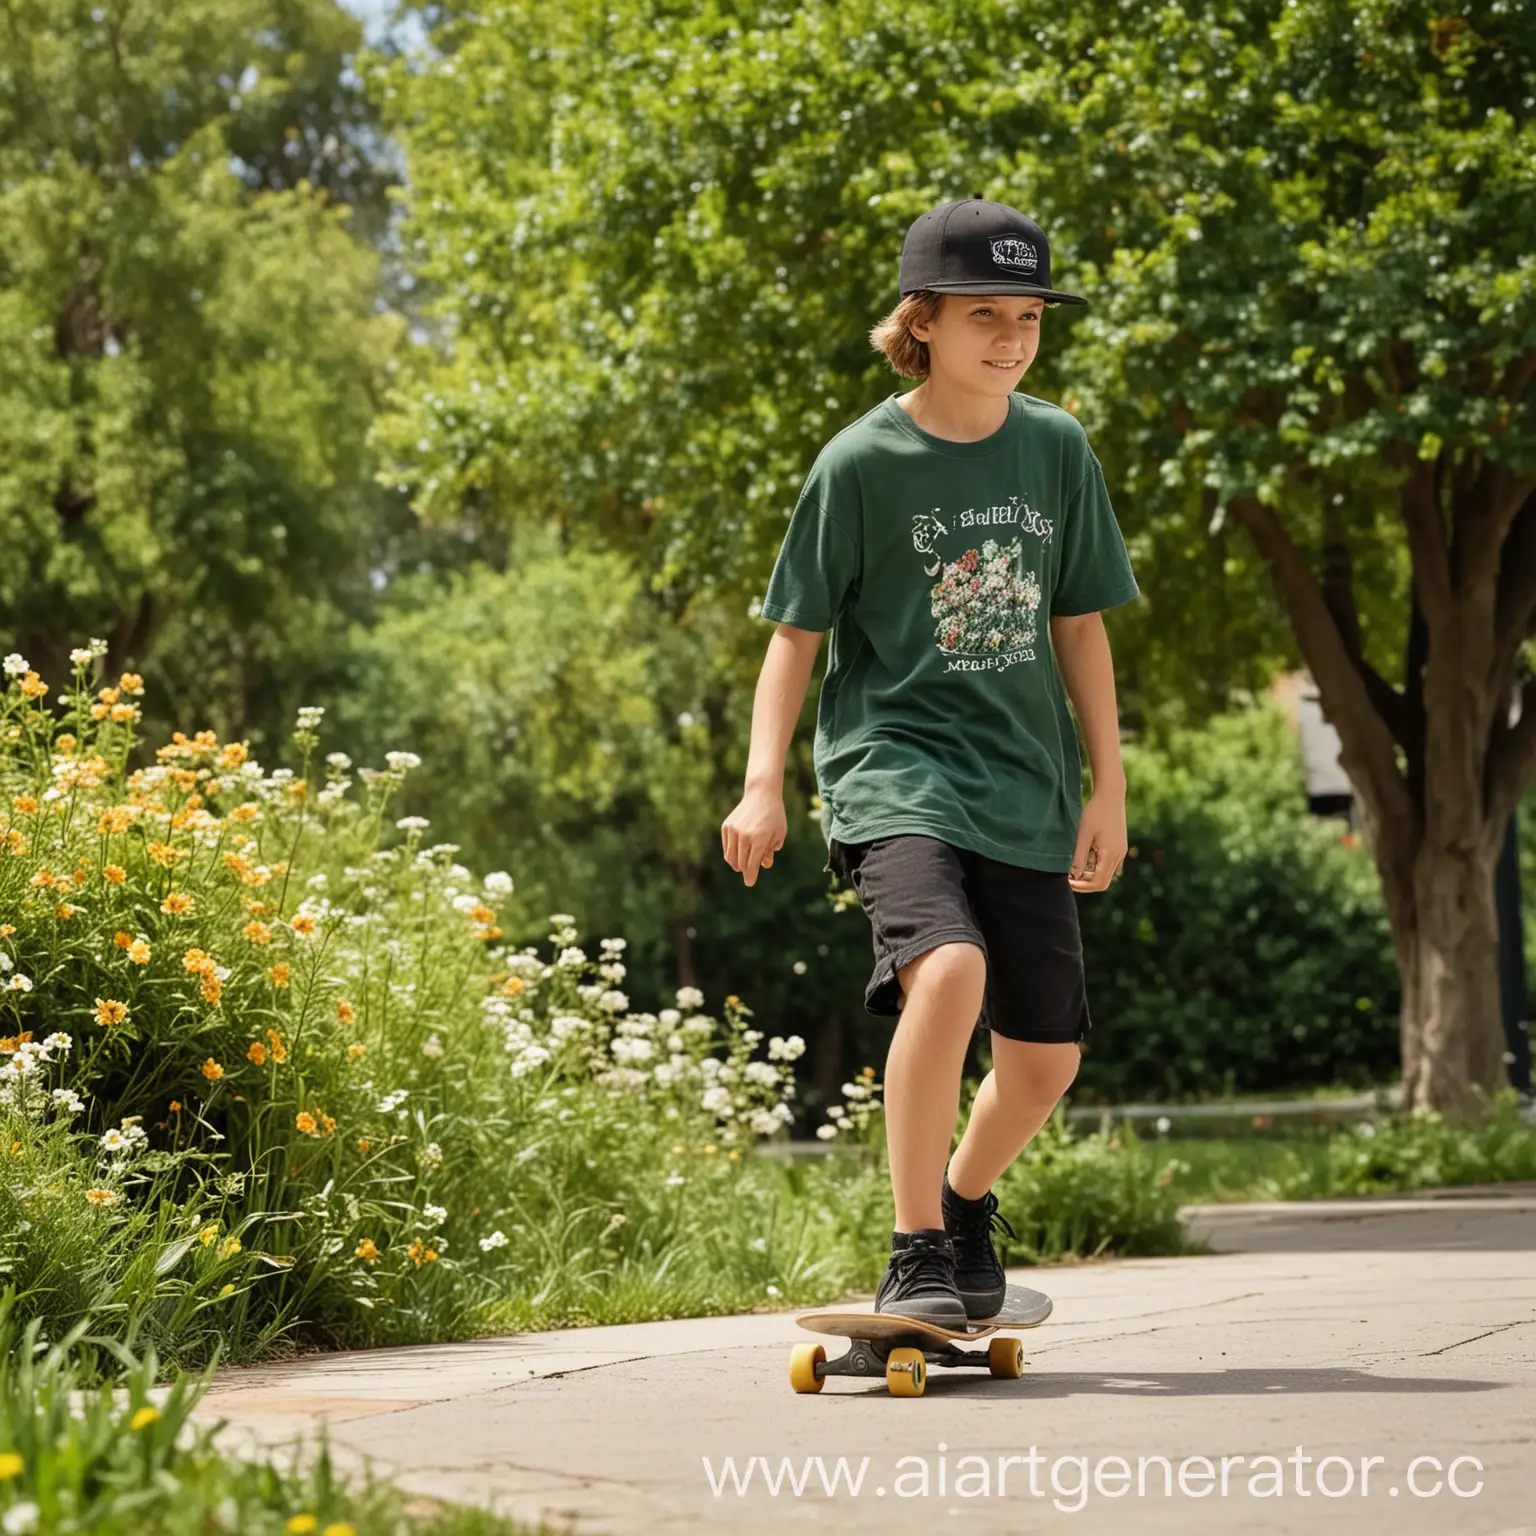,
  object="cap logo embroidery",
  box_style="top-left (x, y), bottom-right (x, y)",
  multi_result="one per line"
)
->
top-left (990, 236), bottom-right (1038, 273)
